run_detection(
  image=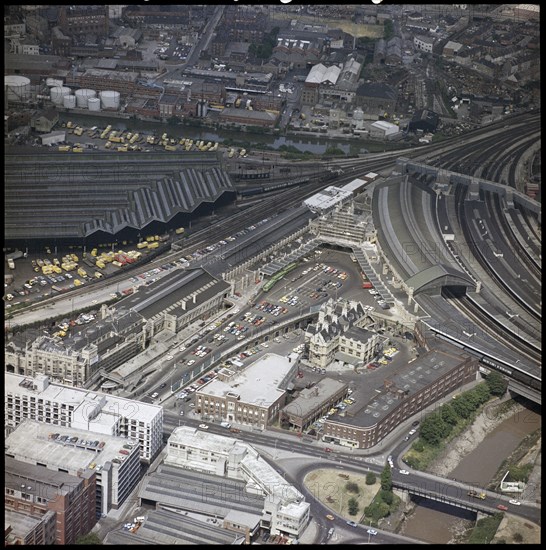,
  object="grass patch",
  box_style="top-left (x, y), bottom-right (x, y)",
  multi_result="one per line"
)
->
top-left (304, 469), bottom-right (378, 523)
top-left (363, 489), bottom-right (401, 527)
top-left (466, 513), bottom-right (504, 544)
